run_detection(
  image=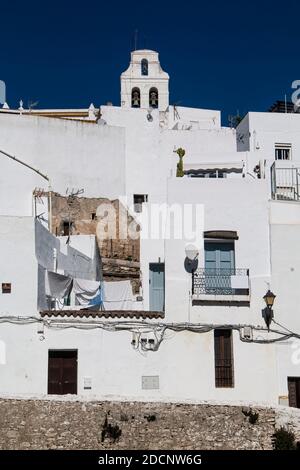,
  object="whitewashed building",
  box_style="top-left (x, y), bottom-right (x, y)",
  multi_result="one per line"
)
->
top-left (0, 49), bottom-right (299, 407)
